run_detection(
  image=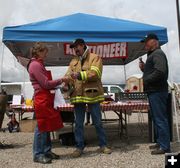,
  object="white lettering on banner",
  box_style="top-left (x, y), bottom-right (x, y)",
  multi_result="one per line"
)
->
top-left (120, 42), bottom-right (127, 56)
top-left (110, 43), bottom-right (115, 58)
top-left (65, 44), bottom-right (75, 55)
top-left (115, 43), bottom-right (120, 57)
top-left (64, 42), bottom-right (128, 58)
top-left (96, 45), bottom-right (103, 57)
top-left (103, 44), bottom-right (110, 58)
